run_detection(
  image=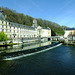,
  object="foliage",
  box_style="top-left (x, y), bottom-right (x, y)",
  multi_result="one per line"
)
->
top-left (0, 7), bottom-right (69, 36)
top-left (37, 18), bottom-right (65, 36)
top-left (0, 31), bottom-right (7, 41)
